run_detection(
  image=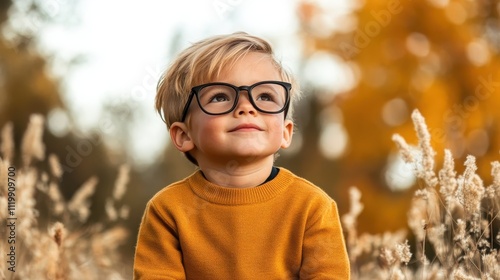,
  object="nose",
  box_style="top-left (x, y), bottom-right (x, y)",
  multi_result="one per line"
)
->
top-left (234, 90), bottom-right (256, 116)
